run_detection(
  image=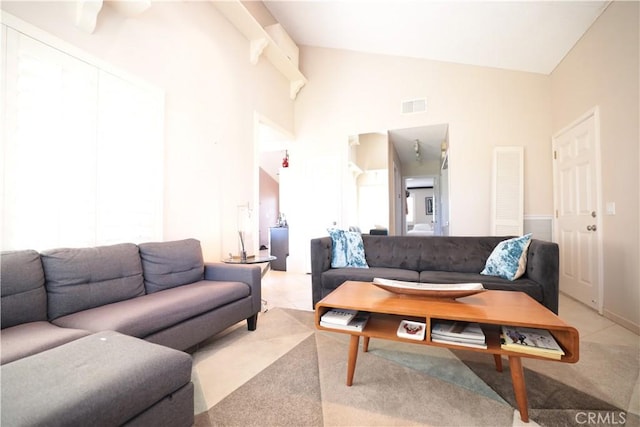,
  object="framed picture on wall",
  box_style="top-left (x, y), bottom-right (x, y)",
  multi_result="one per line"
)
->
top-left (426, 197), bottom-right (433, 215)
